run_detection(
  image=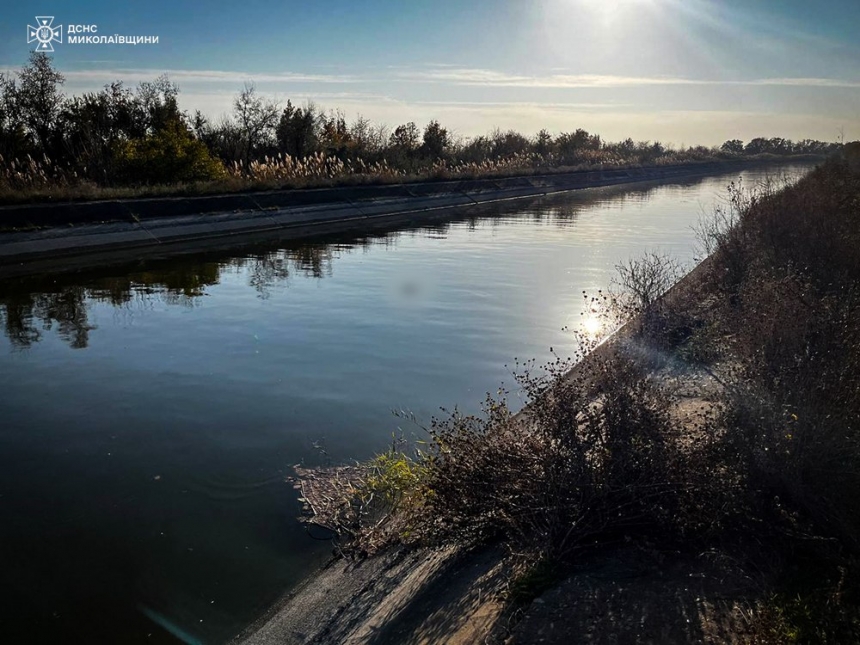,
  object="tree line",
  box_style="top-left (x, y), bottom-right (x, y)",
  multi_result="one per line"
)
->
top-left (0, 53), bottom-right (843, 192)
